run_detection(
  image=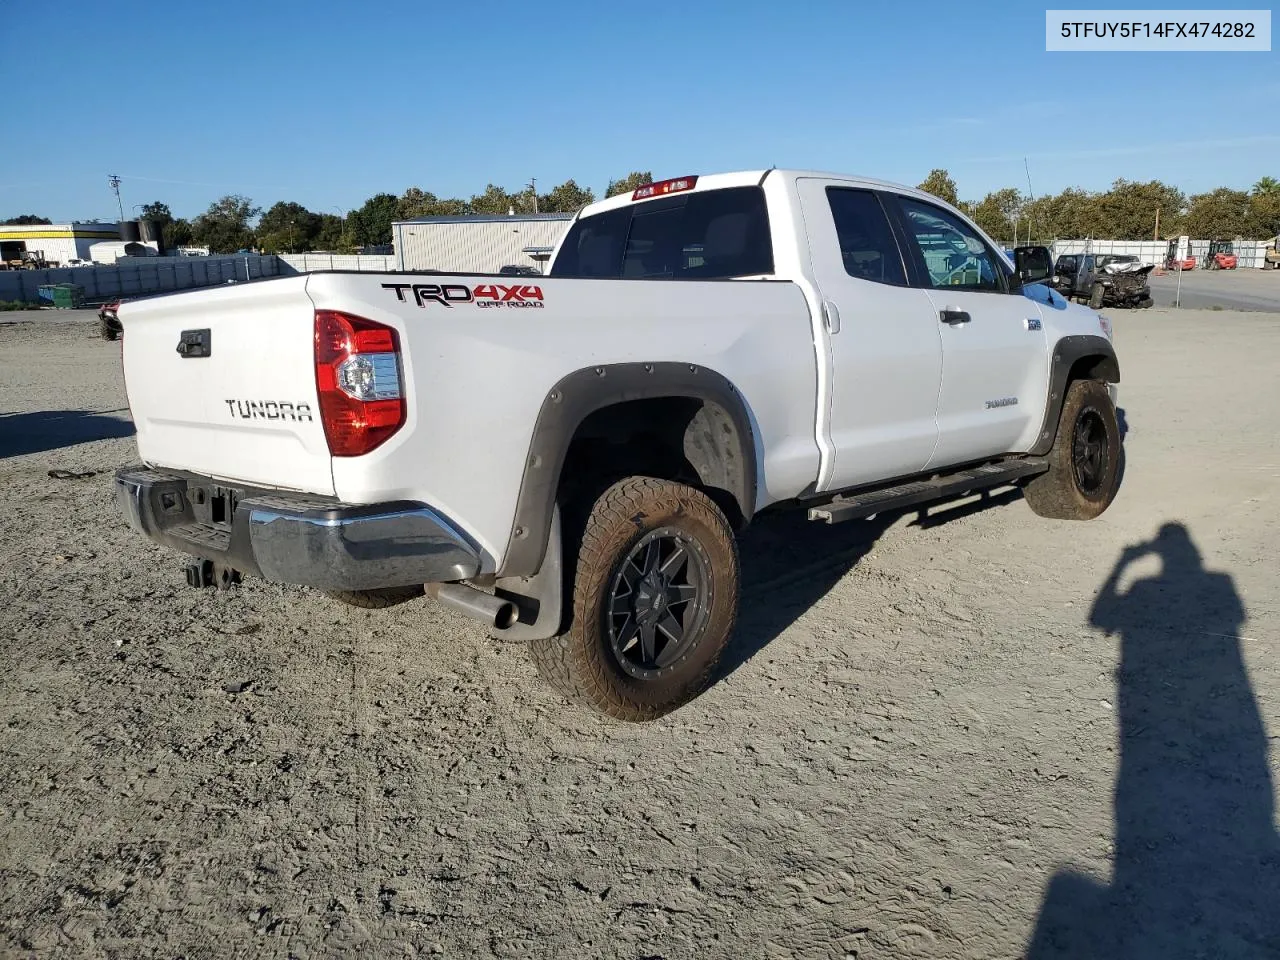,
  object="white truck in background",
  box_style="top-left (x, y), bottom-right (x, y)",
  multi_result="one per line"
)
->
top-left (114, 169), bottom-right (1122, 721)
